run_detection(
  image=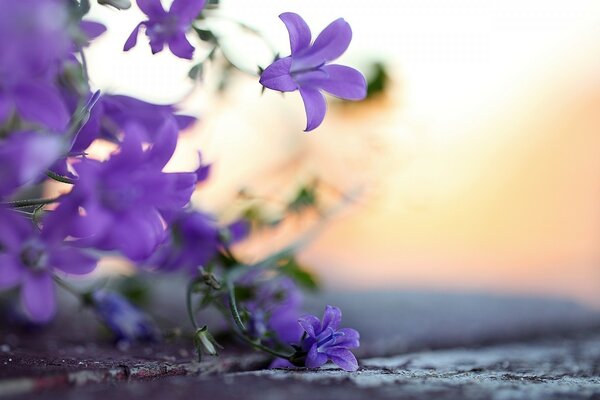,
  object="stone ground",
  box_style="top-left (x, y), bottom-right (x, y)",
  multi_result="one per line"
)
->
top-left (1, 291), bottom-right (600, 399)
